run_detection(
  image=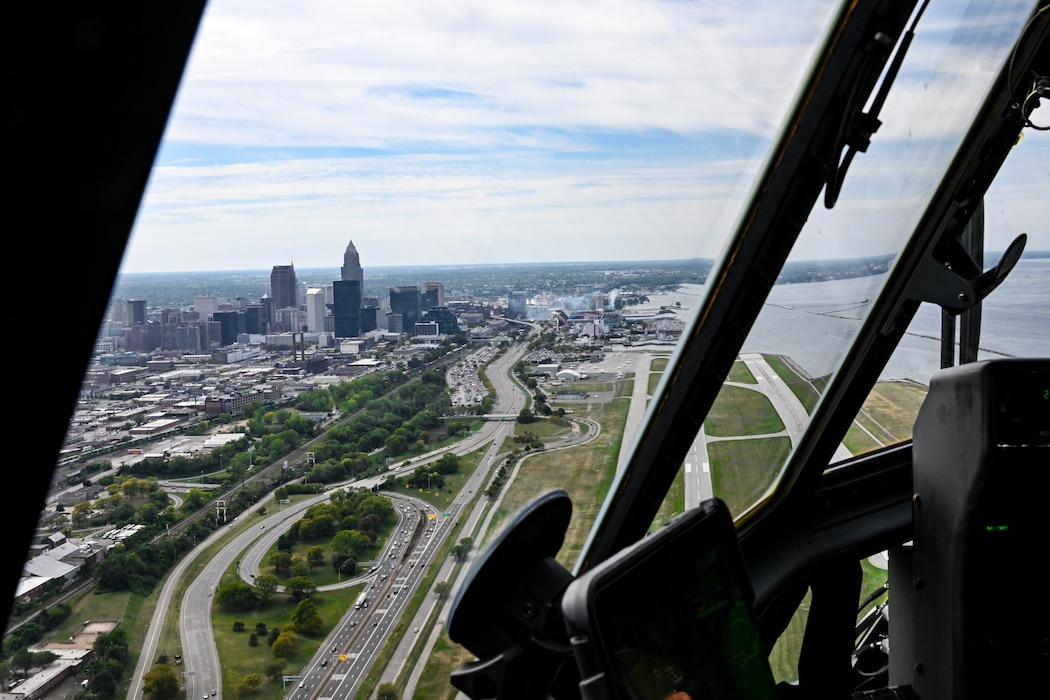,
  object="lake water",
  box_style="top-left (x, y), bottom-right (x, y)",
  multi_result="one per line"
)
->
top-left (639, 258), bottom-right (1049, 385)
